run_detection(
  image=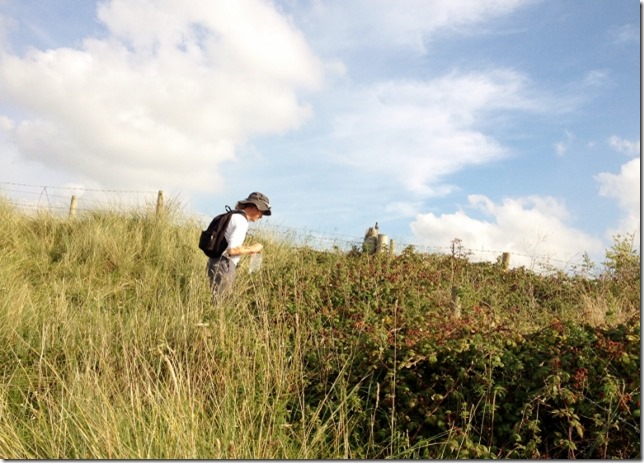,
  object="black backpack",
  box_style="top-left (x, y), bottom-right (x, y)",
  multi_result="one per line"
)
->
top-left (198, 207), bottom-right (242, 258)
